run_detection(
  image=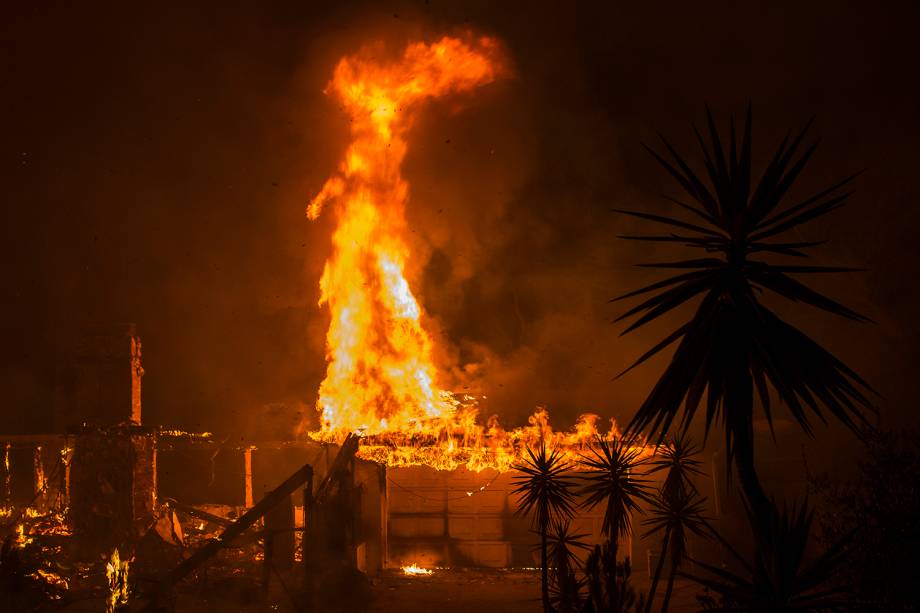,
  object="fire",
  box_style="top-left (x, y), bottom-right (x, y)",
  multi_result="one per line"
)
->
top-left (308, 33), bottom-right (503, 437)
top-left (106, 548), bottom-right (130, 612)
top-left (401, 563), bottom-right (434, 576)
top-left (3, 442), bottom-right (10, 499)
top-left (16, 522), bottom-right (32, 545)
top-left (356, 410), bottom-right (628, 473)
top-left (34, 446), bottom-right (46, 497)
top-left (307, 34), bottom-right (646, 471)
